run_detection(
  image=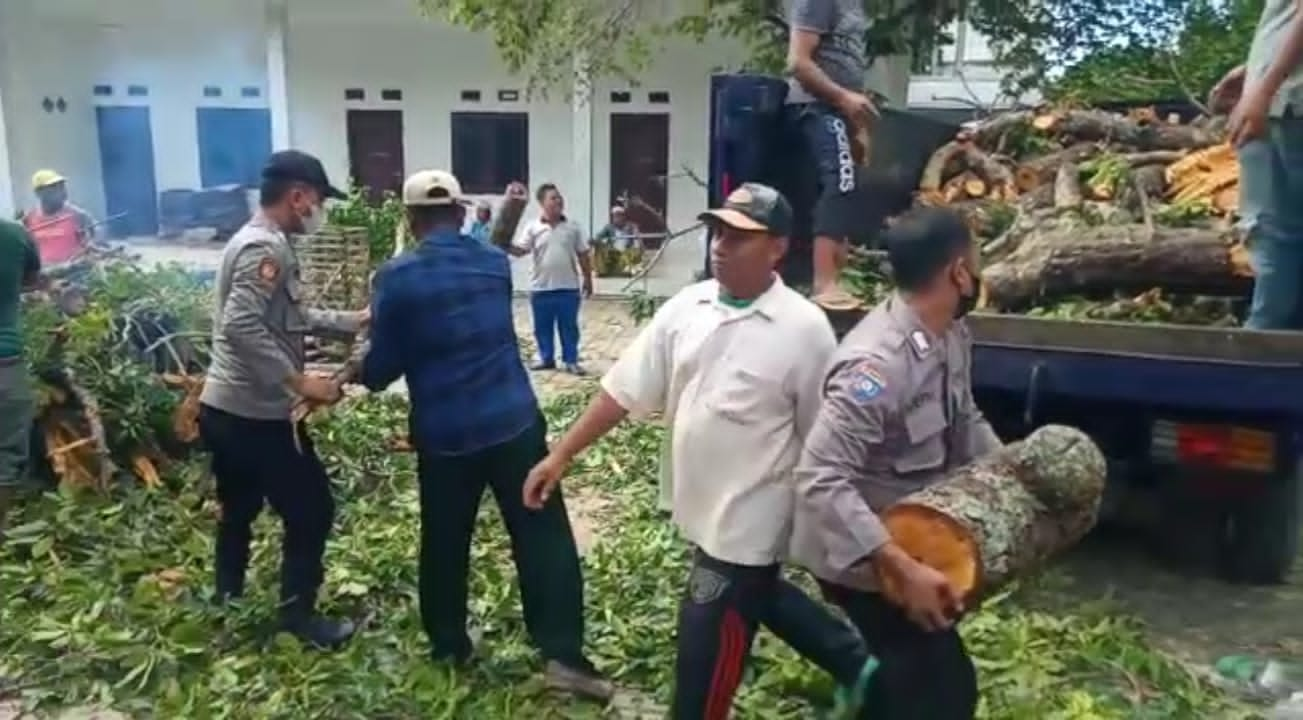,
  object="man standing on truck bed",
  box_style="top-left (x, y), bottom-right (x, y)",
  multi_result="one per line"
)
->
top-left (793, 207), bottom-right (1001, 720)
top-left (1208, 0), bottom-right (1303, 329)
top-left (784, 0), bottom-right (877, 307)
